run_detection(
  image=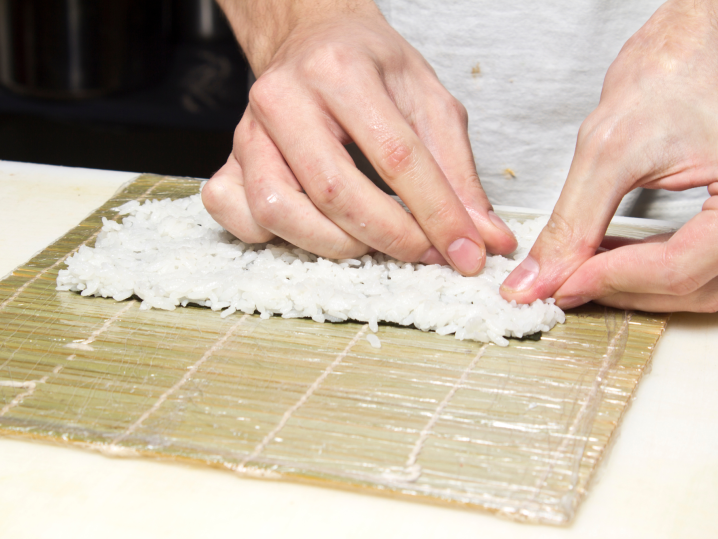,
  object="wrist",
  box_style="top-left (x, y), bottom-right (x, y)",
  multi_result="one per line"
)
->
top-left (217, 0), bottom-right (381, 75)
